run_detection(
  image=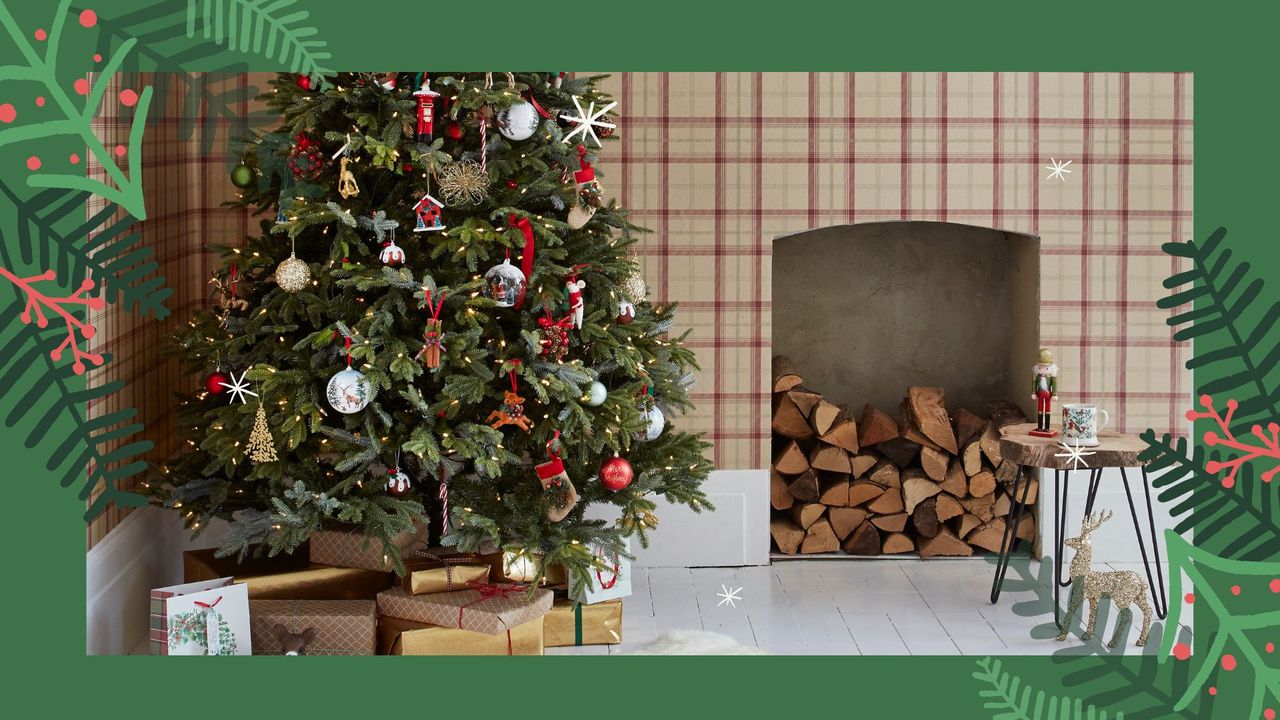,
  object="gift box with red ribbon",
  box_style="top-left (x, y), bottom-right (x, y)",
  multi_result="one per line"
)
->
top-left (376, 582), bottom-right (553, 635)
